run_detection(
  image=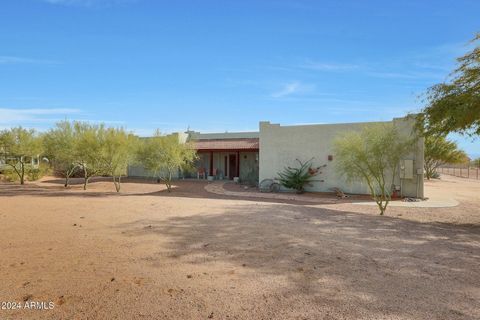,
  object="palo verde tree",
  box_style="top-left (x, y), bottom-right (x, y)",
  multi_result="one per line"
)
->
top-left (43, 121), bottom-right (79, 187)
top-left (334, 123), bottom-right (413, 215)
top-left (472, 157), bottom-right (480, 168)
top-left (136, 131), bottom-right (197, 192)
top-left (73, 122), bottom-right (106, 190)
top-left (0, 127), bottom-right (42, 184)
top-left (424, 135), bottom-right (468, 179)
top-left (100, 127), bottom-right (138, 192)
top-left (419, 33), bottom-right (480, 136)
